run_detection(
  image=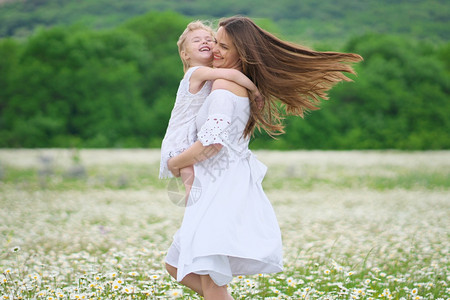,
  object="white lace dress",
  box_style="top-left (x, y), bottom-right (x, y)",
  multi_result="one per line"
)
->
top-left (159, 66), bottom-right (212, 178)
top-left (165, 89), bottom-right (283, 286)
